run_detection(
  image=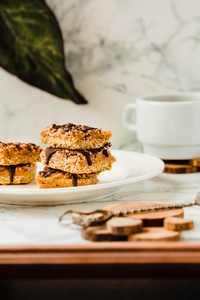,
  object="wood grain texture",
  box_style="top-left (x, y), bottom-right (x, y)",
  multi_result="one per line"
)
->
top-left (0, 243), bottom-right (200, 266)
top-left (128, 227), bottom-right (180, 241)
top-left (81, 225), bottom-right (127, 241)
top-left (164, 217), bottom-right (194, 231)
top-left (103, 201), bottom-right (184, 226)
top-left (164, 163), bottom-right (198, 174)
top-left (106, 217), bottom-right (143, 235)
top-left (189, 158), bottom-right (200, 167)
